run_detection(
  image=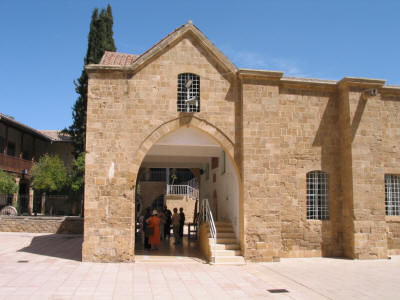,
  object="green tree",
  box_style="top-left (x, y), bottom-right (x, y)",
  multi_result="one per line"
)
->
top-left (65, 4), bottom-right (116, 157)
top-left (31, 154), bottom-right (68, 193)
top-left (0, 170), bottom-right (18, 194)
top-left (69, 152), bottom-right (85, 192)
